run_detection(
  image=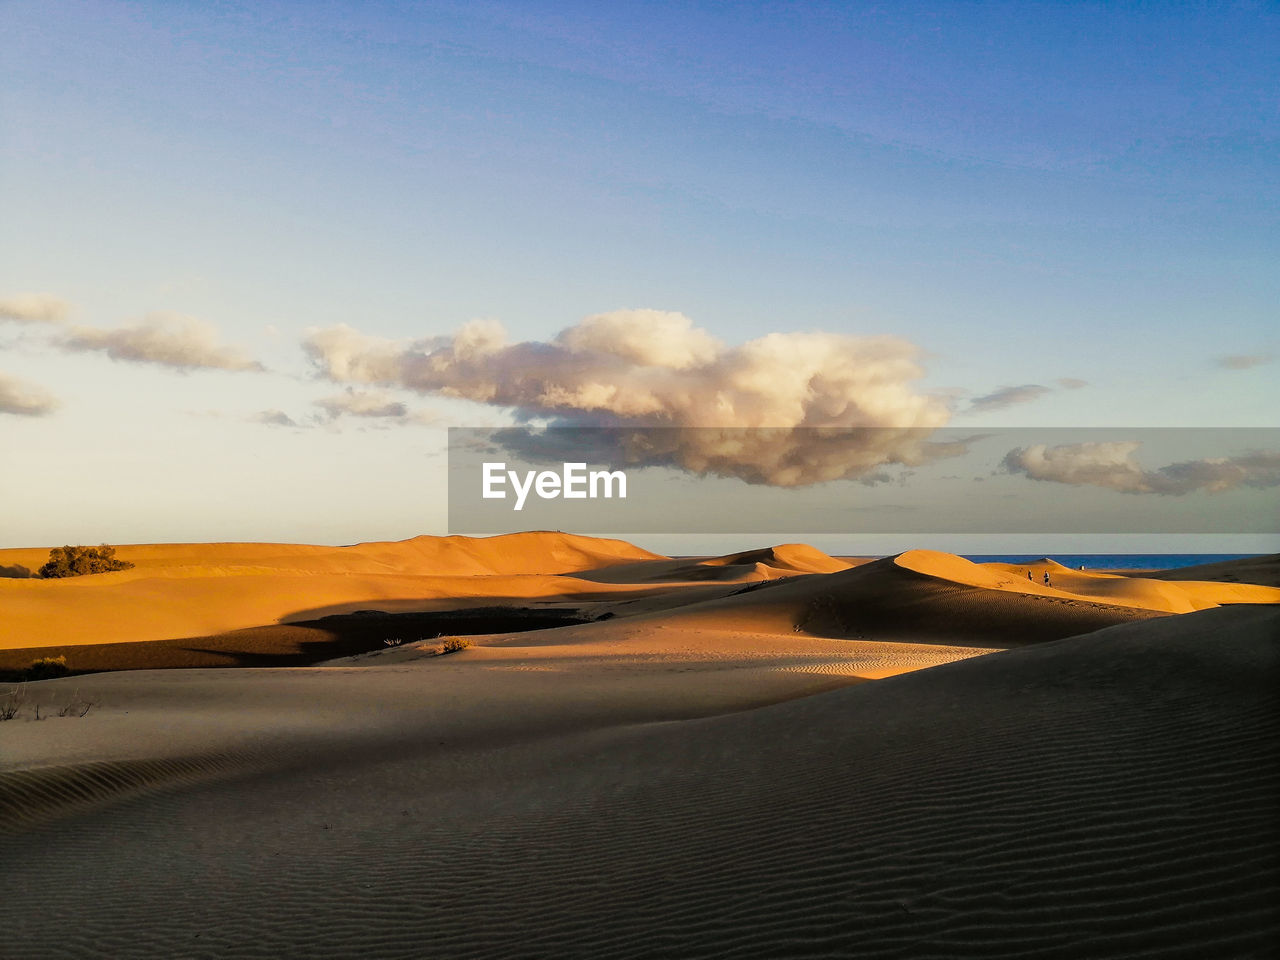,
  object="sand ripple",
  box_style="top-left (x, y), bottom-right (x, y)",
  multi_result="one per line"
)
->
top-left (1, 605), bottom-right (1275, 958)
